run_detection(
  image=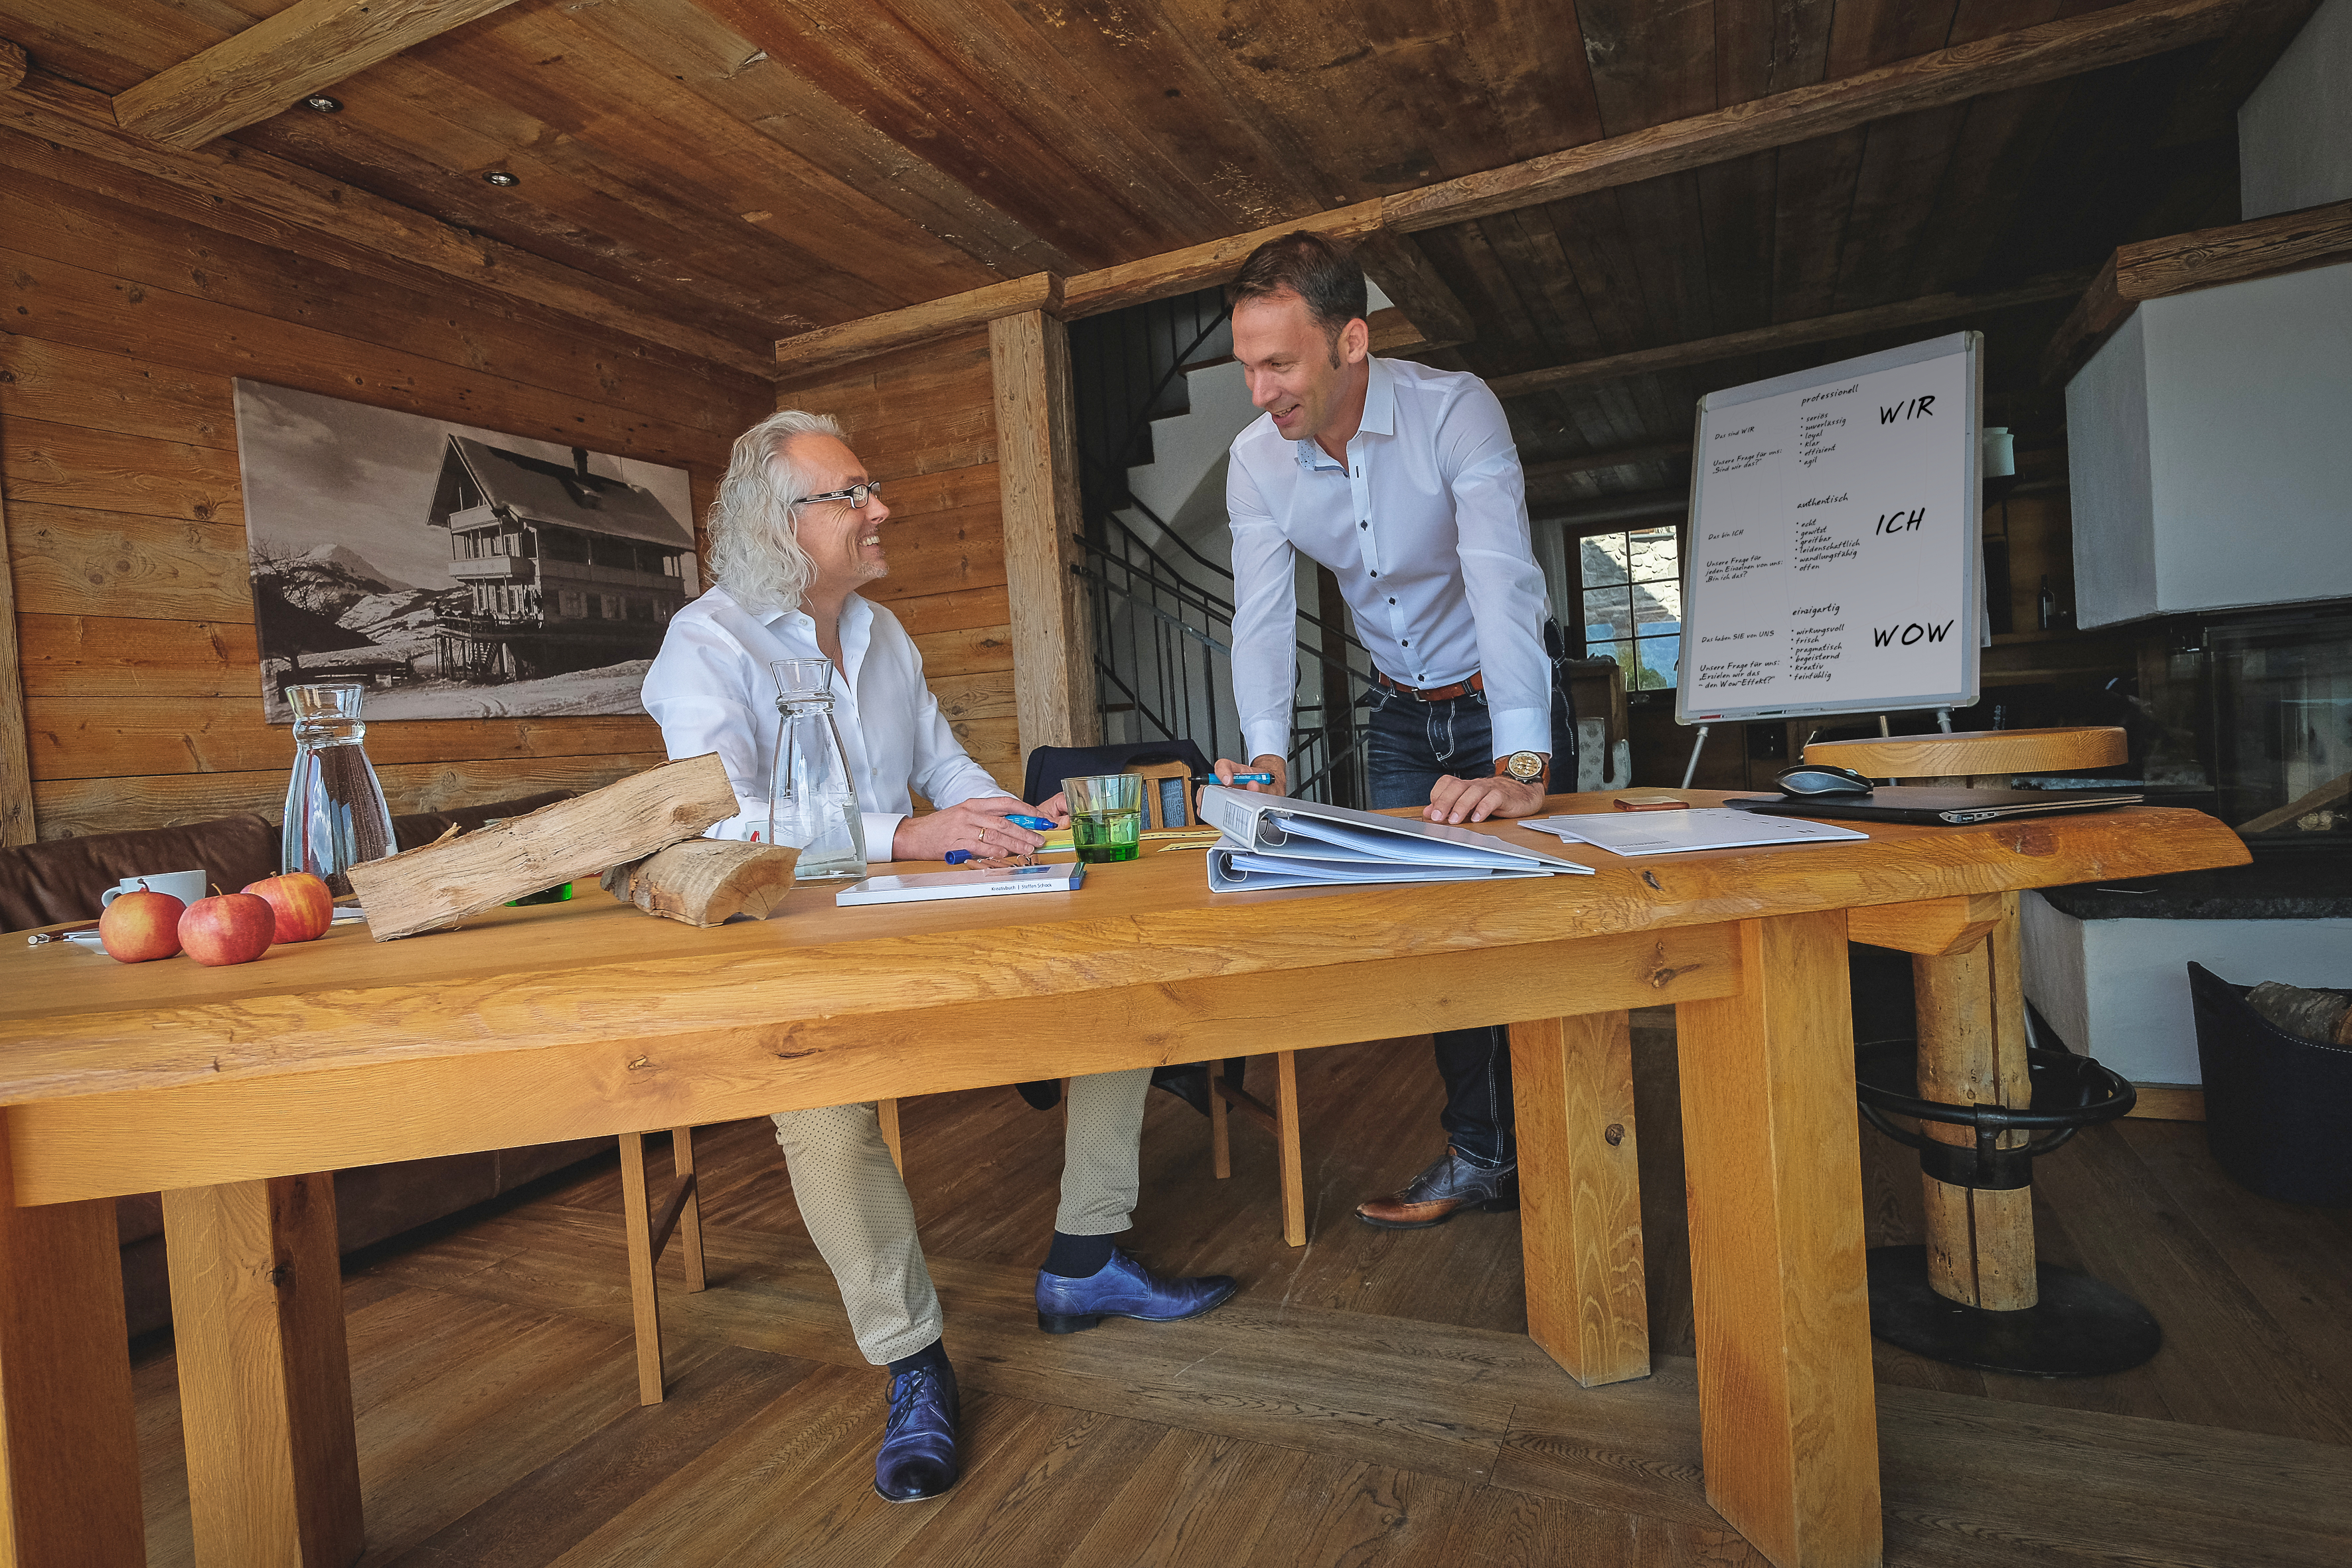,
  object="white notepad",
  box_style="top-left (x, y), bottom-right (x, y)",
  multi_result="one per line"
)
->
top-left (1520, 807), bottom-right (1870, 858)
top-left (836, 862), bottom-right (1087, 906)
